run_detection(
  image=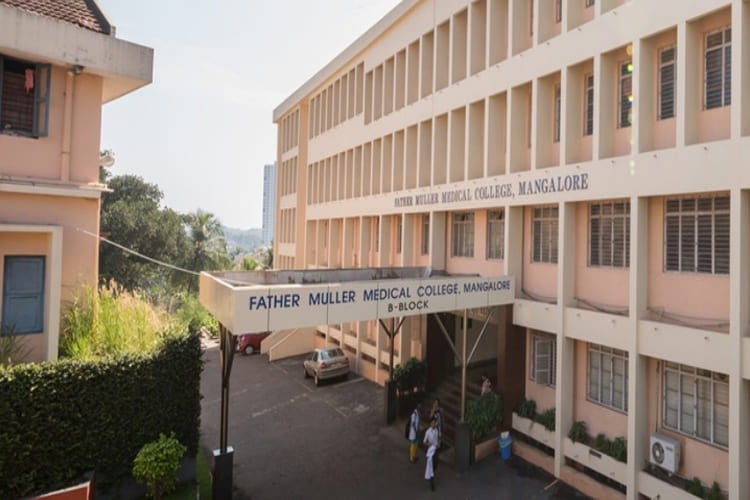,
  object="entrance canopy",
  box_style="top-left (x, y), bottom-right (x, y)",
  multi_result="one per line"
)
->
top-left (199, 267), bottom-right (515, 334)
